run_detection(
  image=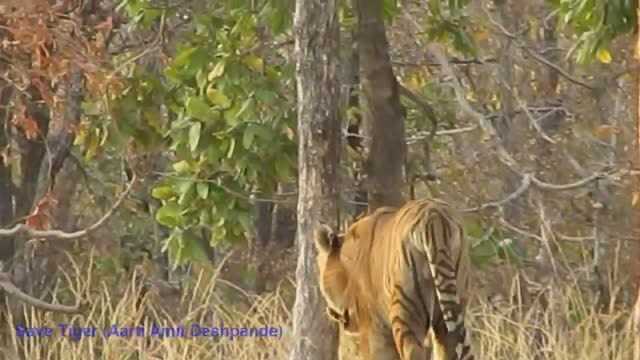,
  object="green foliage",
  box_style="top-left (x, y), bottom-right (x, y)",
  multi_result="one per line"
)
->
top-left (467, 223), bottom-right (527, 268)
top-left (551, 0), bottom-right (638, 63)
top-left (425, 0), bottom-right (476, 56)
top-left (96, 1), bottom-right (297, 268)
